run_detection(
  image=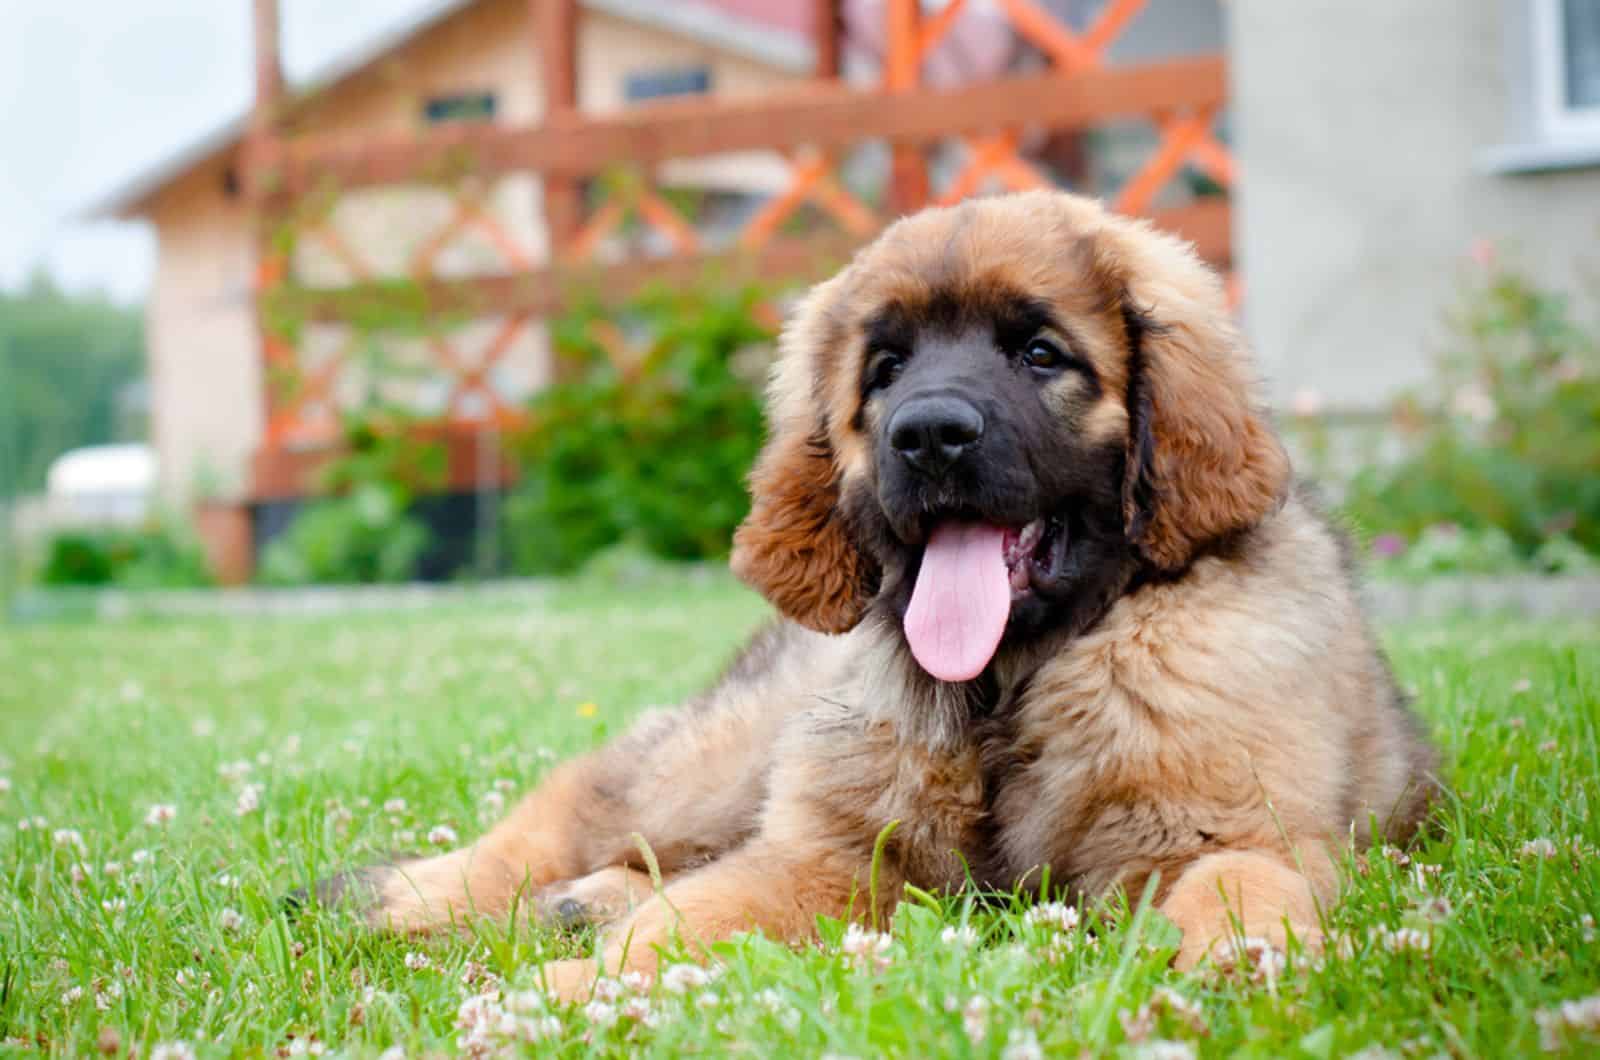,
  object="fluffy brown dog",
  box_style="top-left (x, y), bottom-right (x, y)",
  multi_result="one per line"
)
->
top-left (315, 190), bottom-right (1437, 996)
